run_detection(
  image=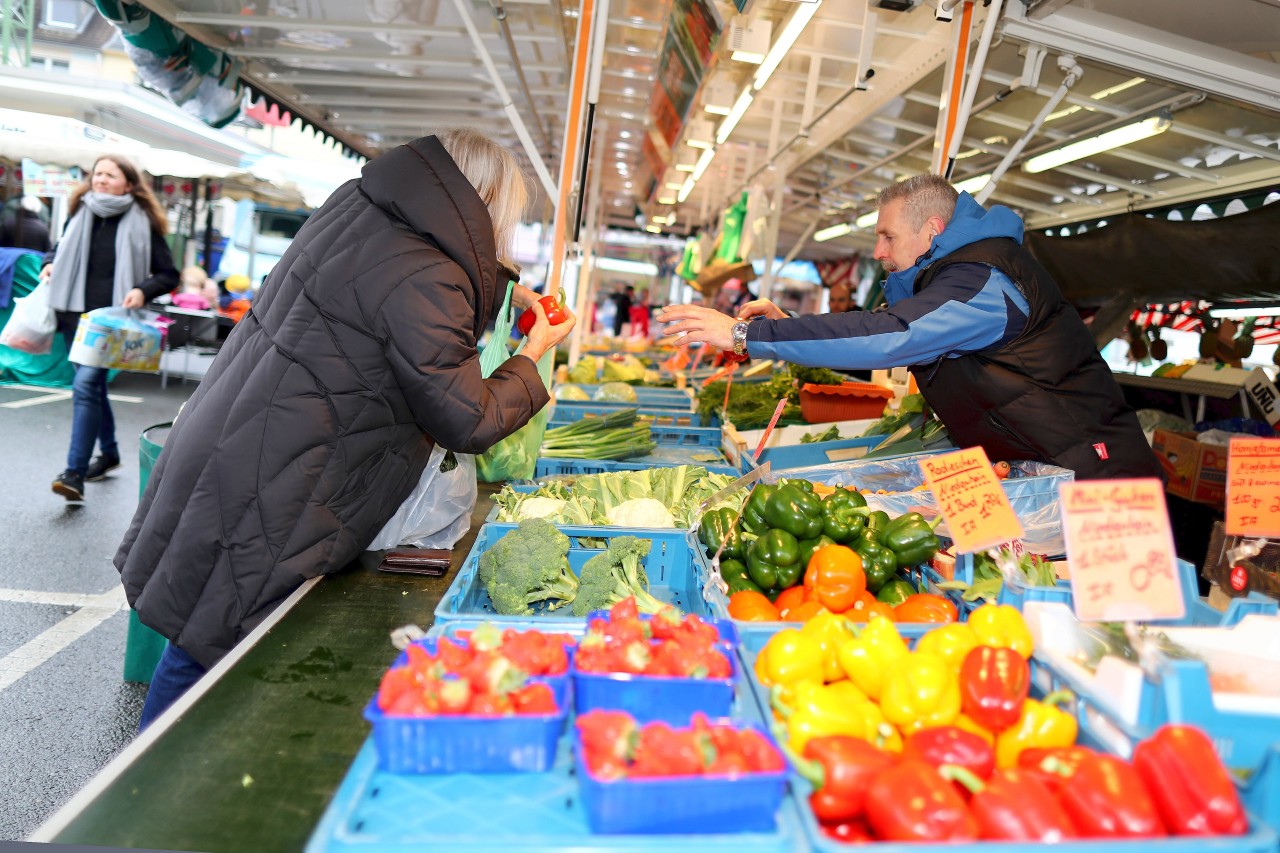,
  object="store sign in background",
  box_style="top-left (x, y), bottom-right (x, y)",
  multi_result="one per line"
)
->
top-left (22, 158), bottom-right (81, 197)
top-left (646, 0), bottom-right (723, 155)
top-left (1244, 368), bottom-right (1280, 426)
top-left (1225, 436), bottom-right (1280, 537)
top-left (1059, 479), bottom-right (1184, 622)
